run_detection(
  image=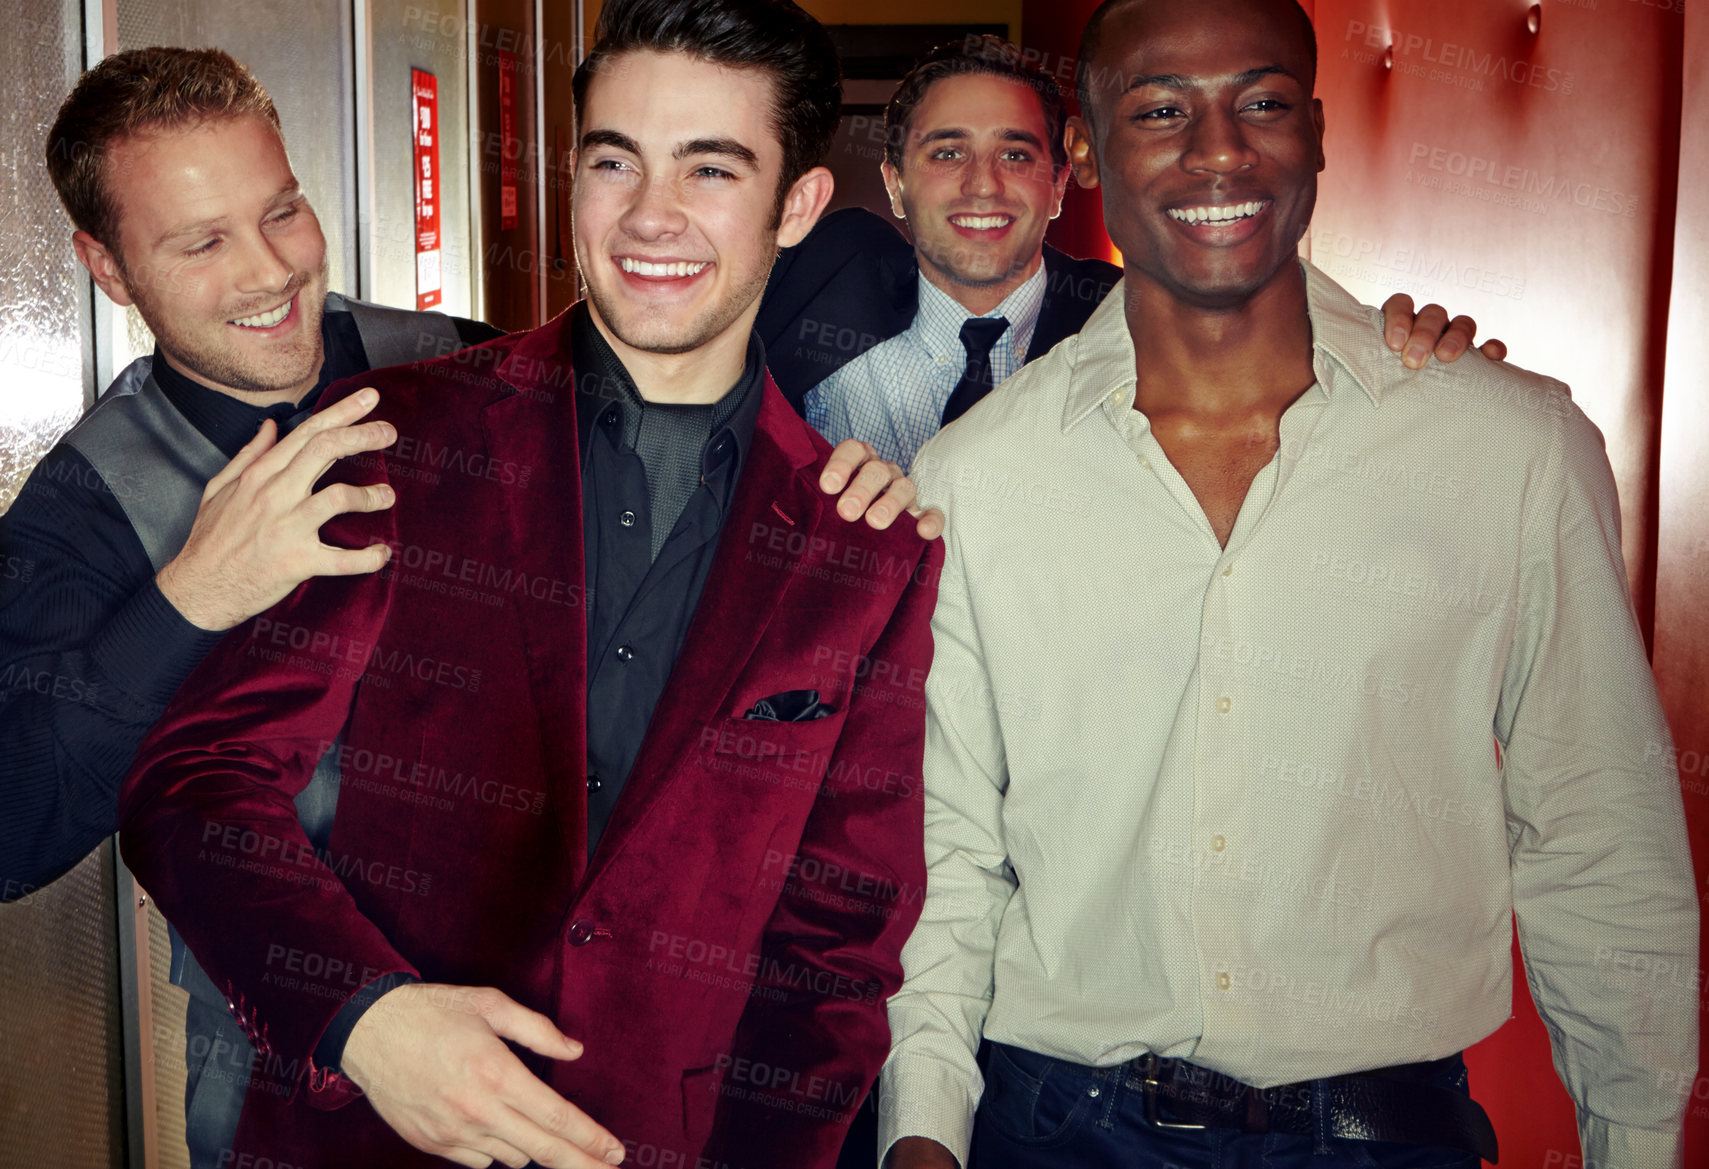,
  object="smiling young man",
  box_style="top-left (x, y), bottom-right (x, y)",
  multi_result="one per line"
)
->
top-left (759, 36), bottom-right (1497, 472)
top-left (119, 3), bottom-right (939, 1168)
top-left (880, 1), bottom-right (1696, 1167)
top-left (8, 42), bottom-right (929, 1169)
